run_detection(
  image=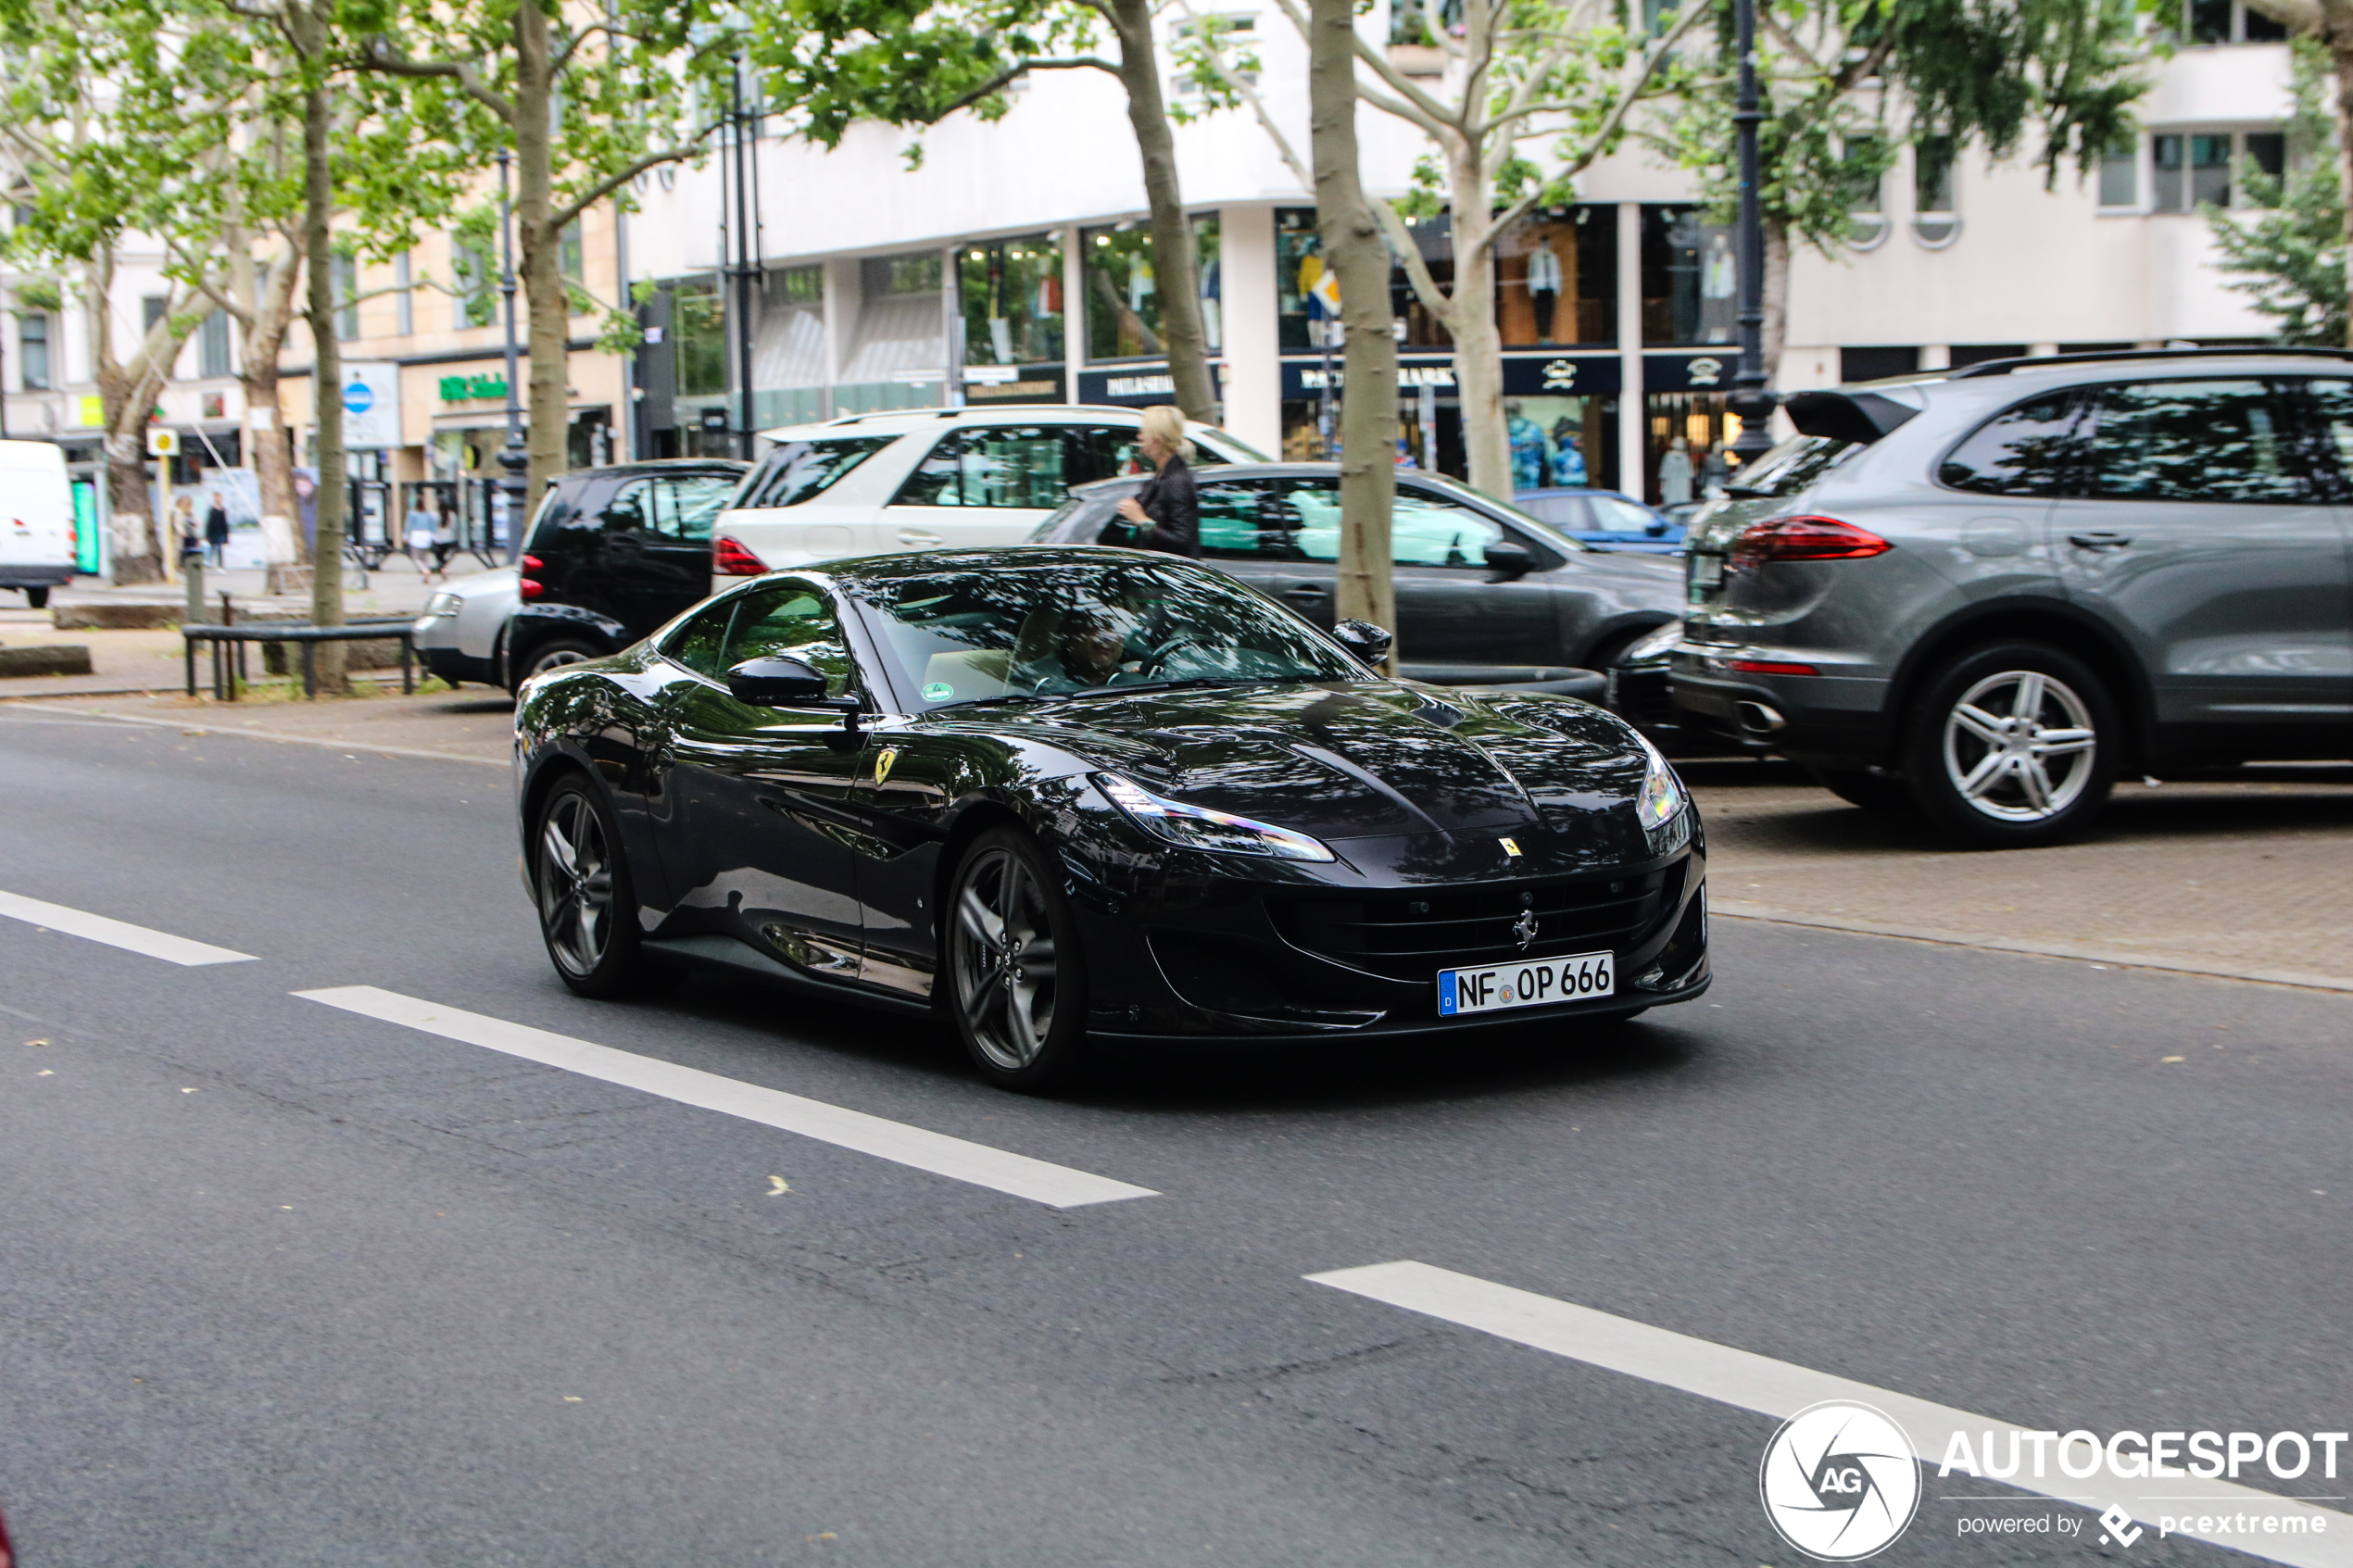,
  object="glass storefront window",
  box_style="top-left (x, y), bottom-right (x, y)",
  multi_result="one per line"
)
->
top-left (1643, 395), bottom-right (1740, 506)
top-left (1390, 213), bottom-right (1453, 348)
top-left (1277, 208), bottom-right (1327, 353)
top-left (1497, 207), bottom-right (1616, 347)
top-left (1642, 206), bottom-right (1737, 346)
top-left (673, 280), bottom-right (728, 396)
top-left (1083, 214), bottom-right (1220, 361)
top-left (1507, 396), bottom-right (1608, 493)
top-left (961, 235), bottom-right (1063, 367)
